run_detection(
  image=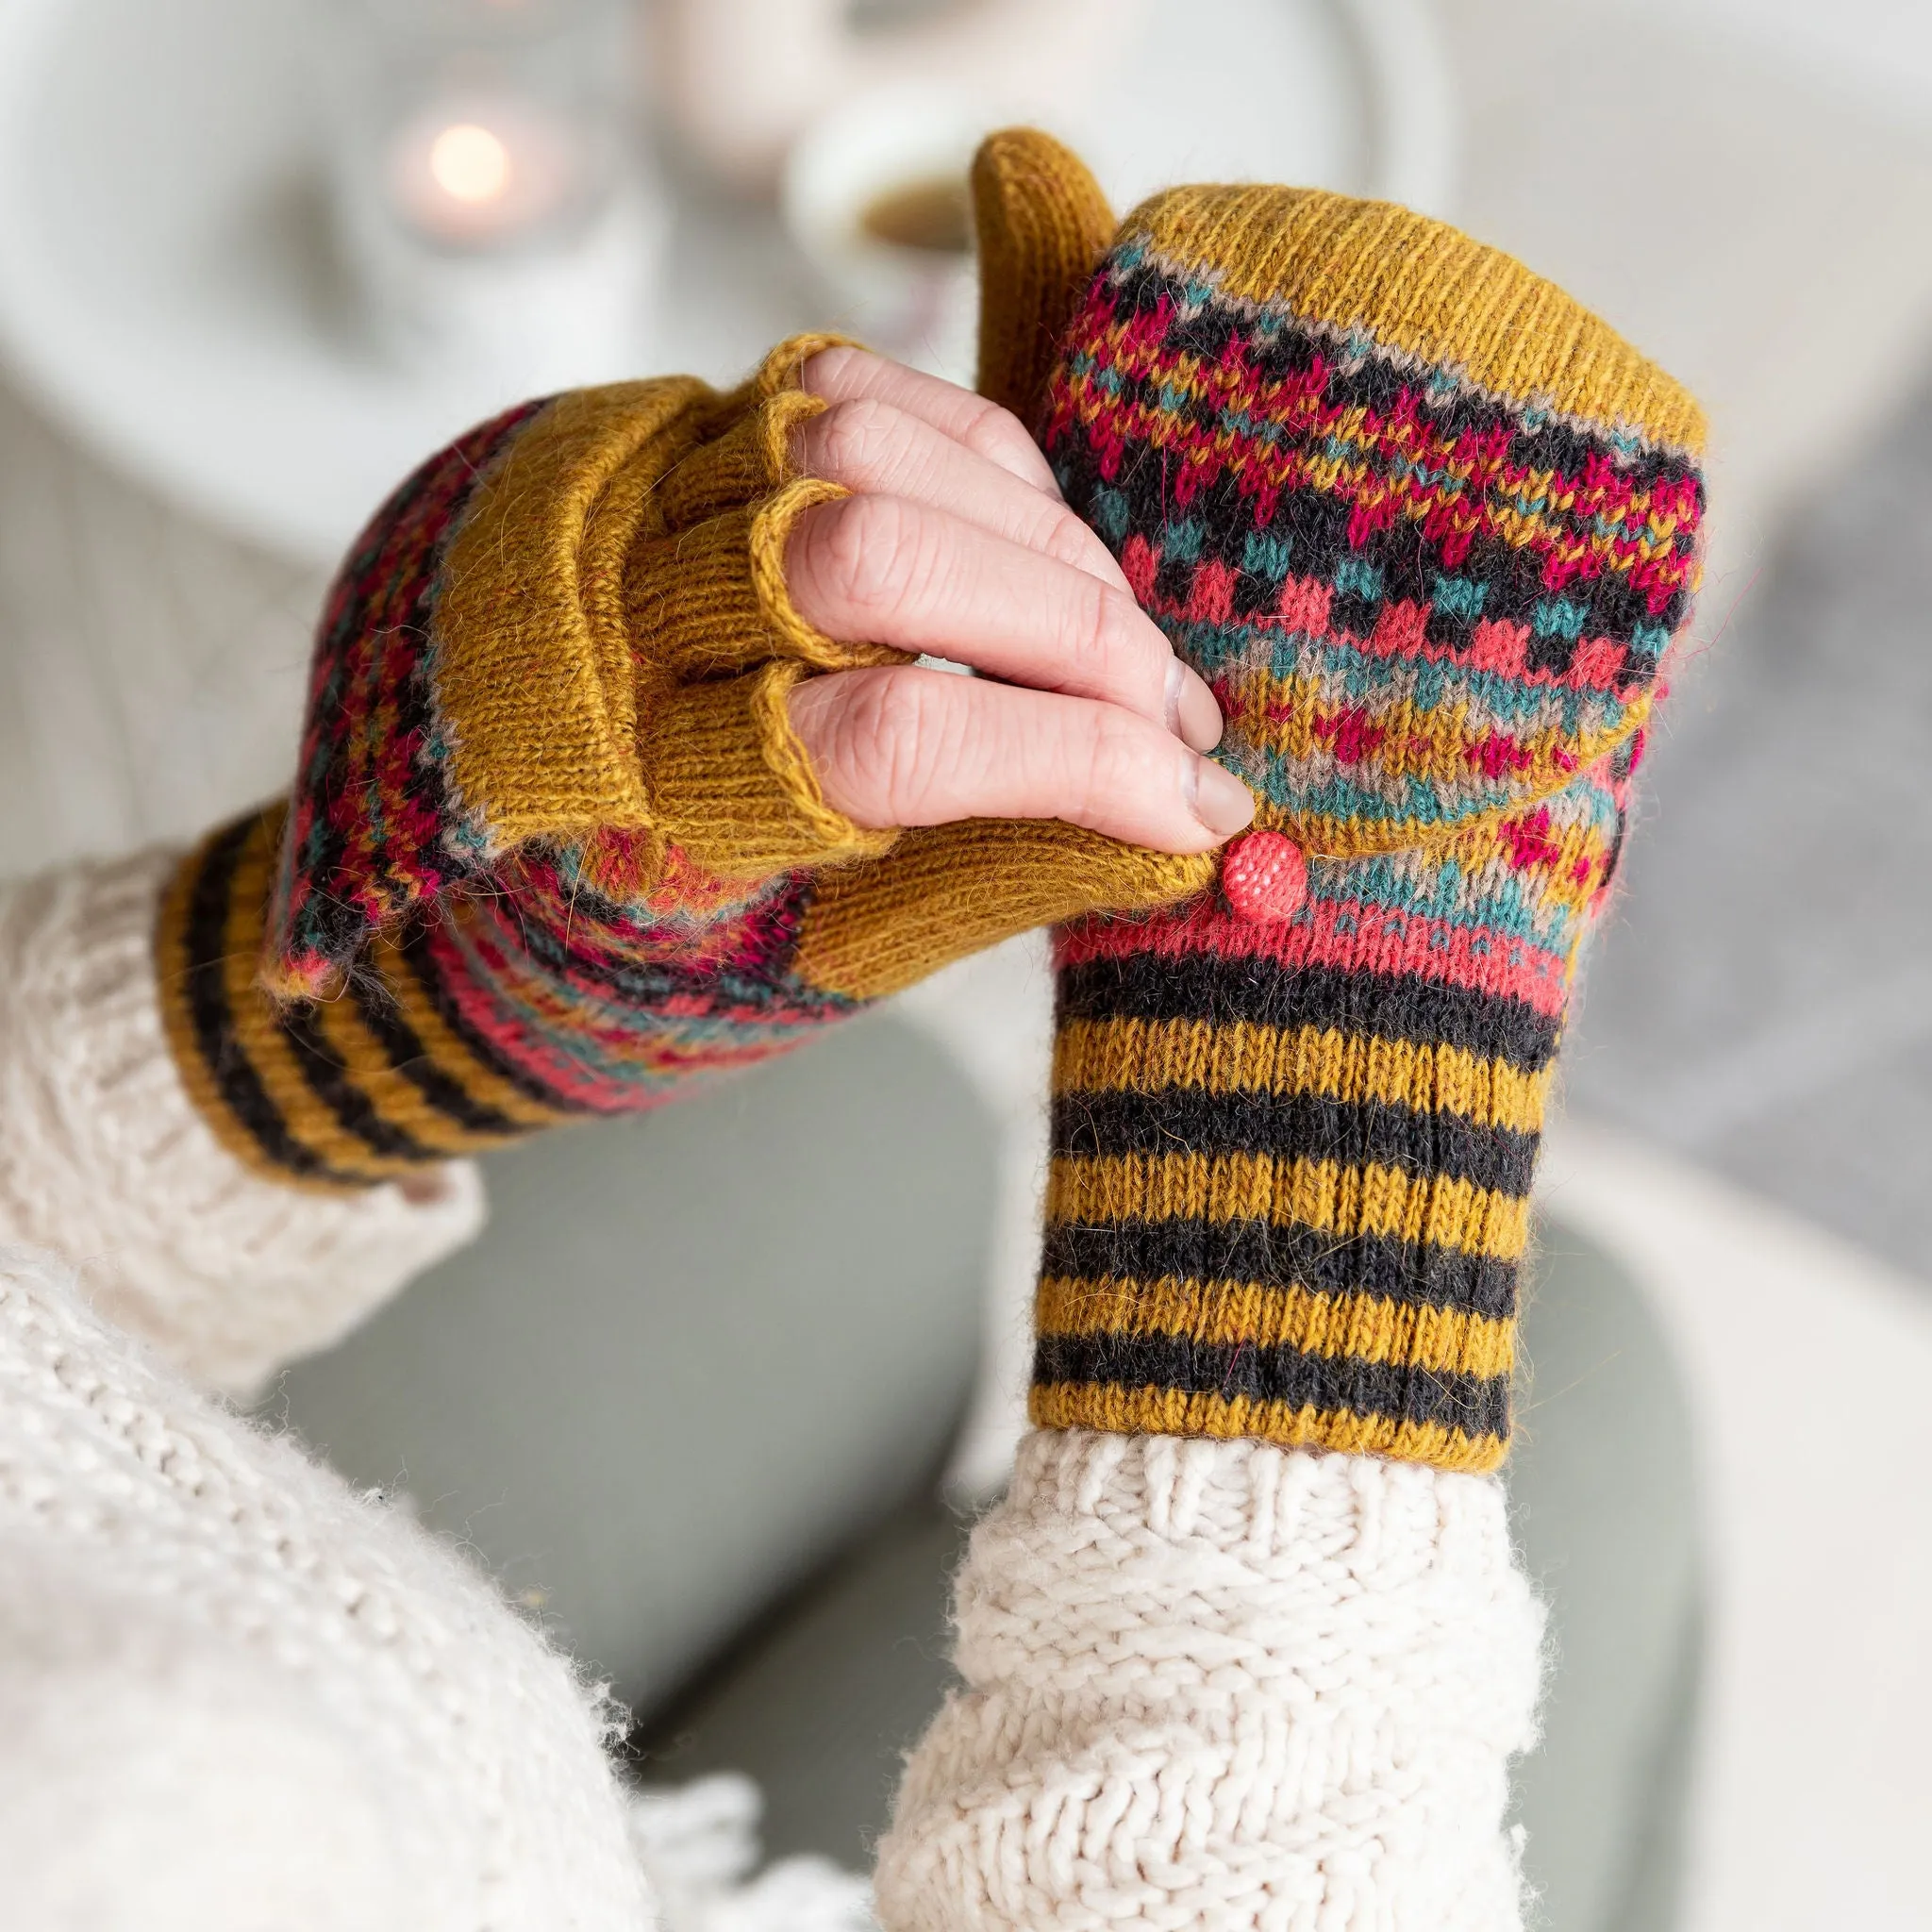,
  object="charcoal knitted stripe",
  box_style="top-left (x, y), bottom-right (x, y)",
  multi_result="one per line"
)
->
top-left (1034, 1276), bottom-right (1512, 1376)
top-left (1039, 1215), bottom-right (1519, 1316)
top-left (275, 1004), bottom-right (448, 1168)
top-left (168, 819), bottom-right (375, 1190)
top-left (1032, 1331), bottom-right (1511, 1439)
top-left (344, 970), bottom-right (532, 1141)
top-left (1050, 1088), bottom-right (1539, 1195)
top-left (1058, 955), bottom-right (1565, 1071)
